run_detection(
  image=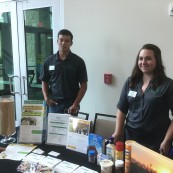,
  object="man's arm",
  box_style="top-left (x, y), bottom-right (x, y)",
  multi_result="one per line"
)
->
top-left (68, 81), bottom-right (87, 114)
top-left (42, 81), bottom-right (56, 106)
top-left (0, 147), bottom-right (5, 152)
top-left (42, 81), bottom-right (49, 101)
